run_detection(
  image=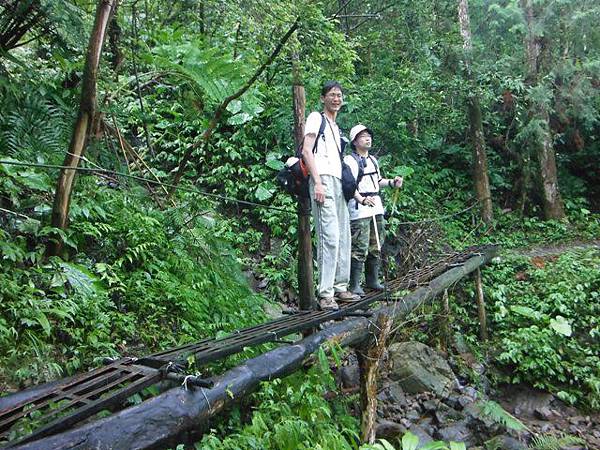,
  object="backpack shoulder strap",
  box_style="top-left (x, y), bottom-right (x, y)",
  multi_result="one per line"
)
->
top-left (367, 155), bottom-right (380, 178)
top-left (351, 152), bottom-right (365, 183)
top-left (312, 113), bottom-right (326, 154)
top-left (296, 113), bottom-right (327, 157)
